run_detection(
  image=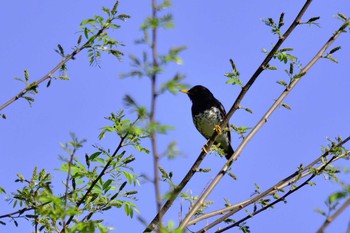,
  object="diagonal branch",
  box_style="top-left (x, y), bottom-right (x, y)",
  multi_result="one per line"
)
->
top-left (143, 1), bottom-right (314, 232)
top-left (178, 0), bottom-right (318, 229)
top-left (193, 139), bottom-right (350, 232)
top-left (0, 1), bottom-right (120, 112)
top-left (215, 151), bottom-right (350, 233)
top-left (316, 198), bottom-right (350, 233)
top-left (181, 15), bottom-right (350, 229)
